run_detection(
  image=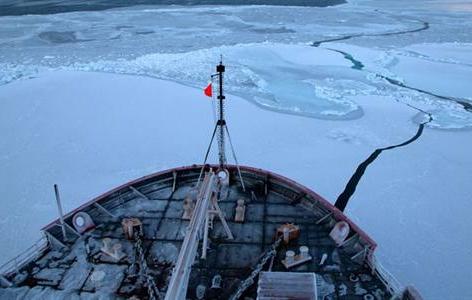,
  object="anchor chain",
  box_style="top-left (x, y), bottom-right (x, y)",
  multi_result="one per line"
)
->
top-left (229, 237), bottom-right (283, 300)
top-left (134, 233), bottom-right (161, 300)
